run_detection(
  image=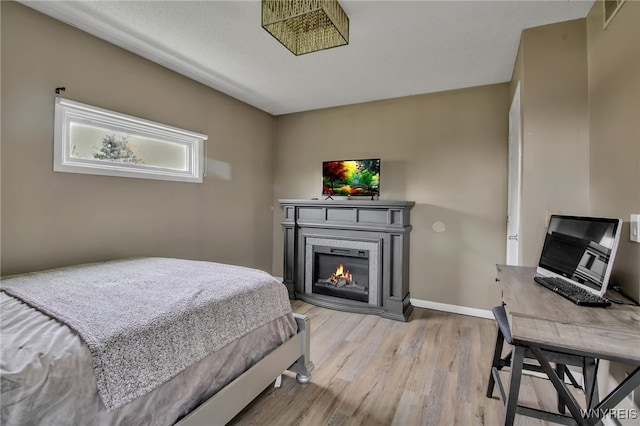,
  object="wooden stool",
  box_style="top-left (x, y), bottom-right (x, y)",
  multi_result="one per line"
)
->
top-left (486, 305), bottom-right (599, 425)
